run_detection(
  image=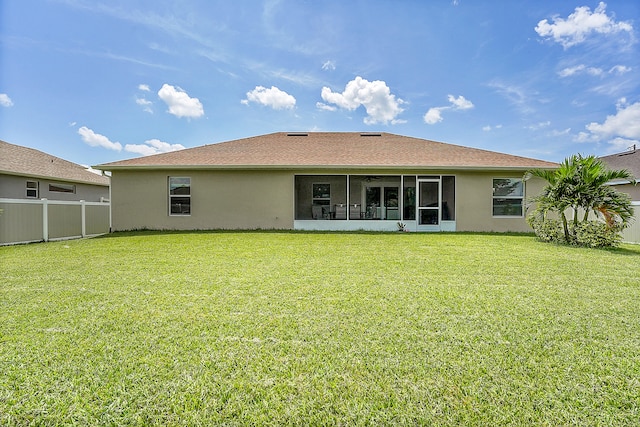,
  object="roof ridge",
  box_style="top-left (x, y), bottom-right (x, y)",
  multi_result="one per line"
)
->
top-left (0, 139), bottom-right (110, 185)
top-left (95, 132), bottom-right (558, 170)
